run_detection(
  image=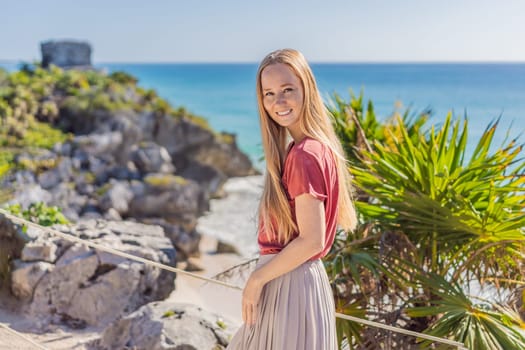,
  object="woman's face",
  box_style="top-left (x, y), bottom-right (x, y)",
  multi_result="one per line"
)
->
top-left (260, 63), bottom-right (304, 132)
